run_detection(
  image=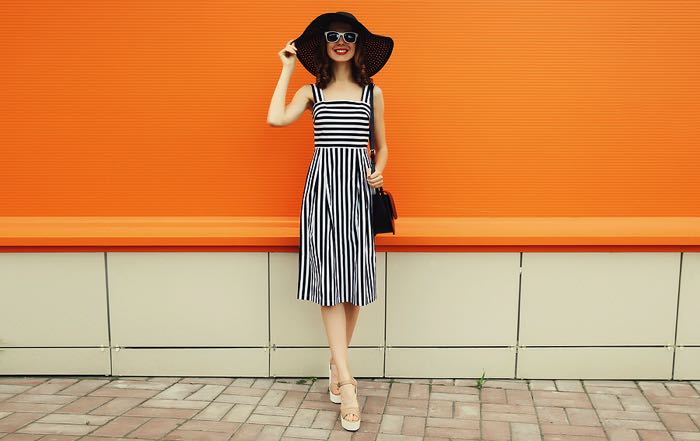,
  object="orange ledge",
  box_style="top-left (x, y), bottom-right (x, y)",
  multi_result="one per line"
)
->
top-left (0, 216), bottom-right (699, 252)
